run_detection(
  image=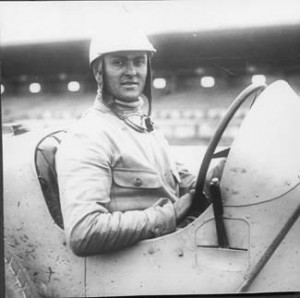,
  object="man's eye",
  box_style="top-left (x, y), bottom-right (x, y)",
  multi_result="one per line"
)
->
top-left (112, 59), bottom-right (124, 66)
top-left (134, 58), bottom-right (146, 66)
